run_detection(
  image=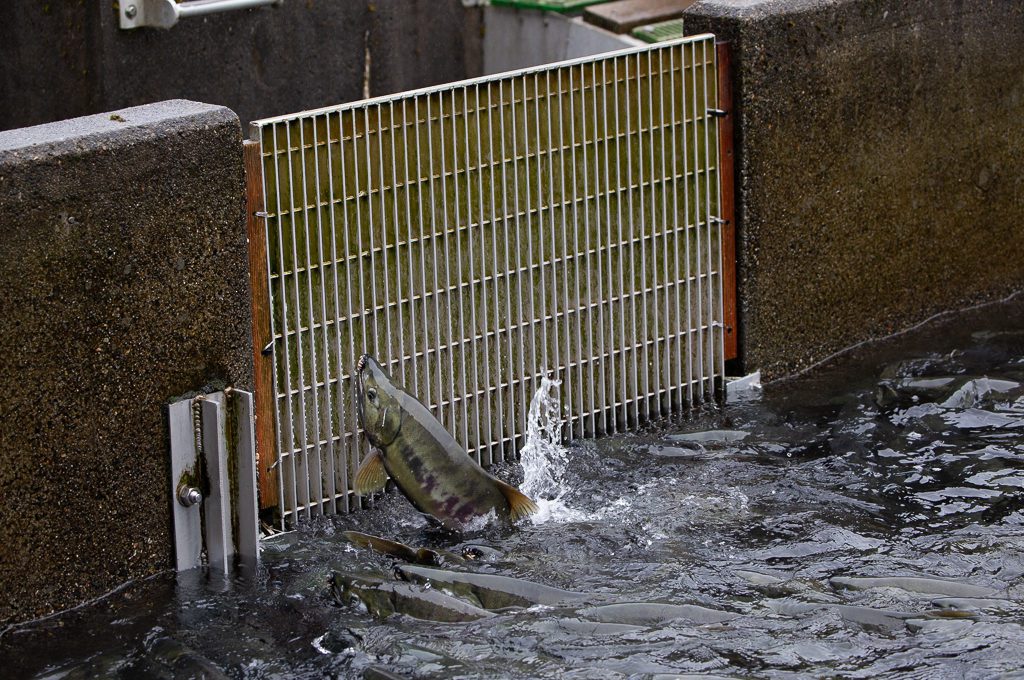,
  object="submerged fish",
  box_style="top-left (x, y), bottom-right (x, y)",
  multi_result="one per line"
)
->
top-left (331, 571), bottom-right (494, 622)
top-left (353, 354), bottom-right (537, 531)
top-left (395, 564), bottom-right (589, 609)
top-left (343, 530), bottom-right (452, 566)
